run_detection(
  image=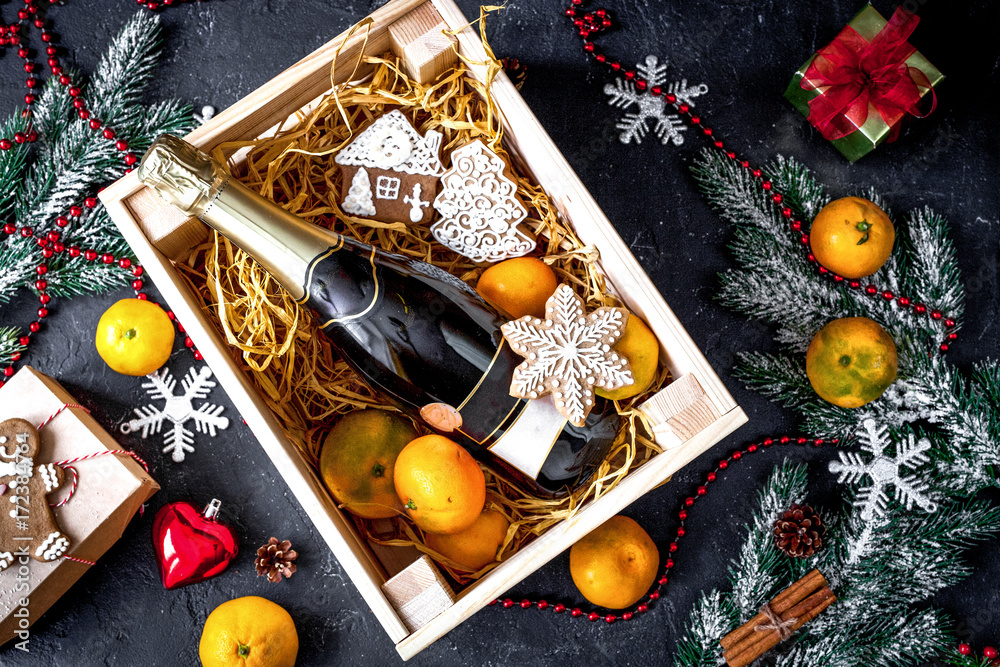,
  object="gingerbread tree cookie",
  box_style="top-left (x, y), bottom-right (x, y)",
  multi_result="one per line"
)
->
top-left (335, 109), bottom-right (445, 225)
top-left (500, 285), bottom-right (634, 426)
top-left (431, 140), bottom-right (535, 263)
top-left (0, 418), bottom-right (70, 571)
